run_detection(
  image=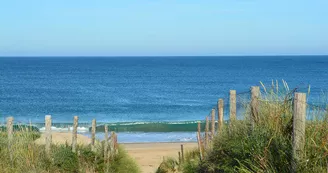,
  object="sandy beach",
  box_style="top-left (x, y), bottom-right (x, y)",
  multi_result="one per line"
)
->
top-left (123, 142), bottom-right (198, 173)
top-left (35, 132), bottom-right (91, 145)
top-left (35, 132), bottom-right (197, 173)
